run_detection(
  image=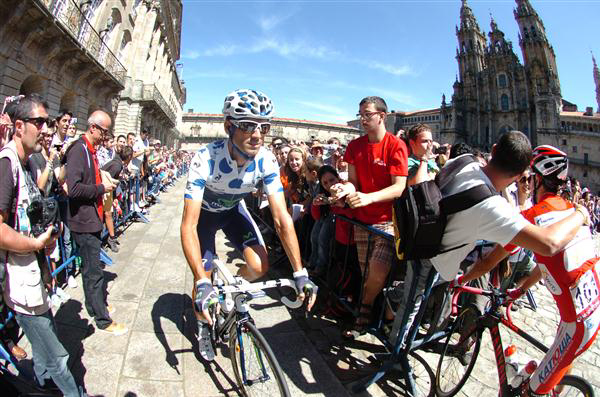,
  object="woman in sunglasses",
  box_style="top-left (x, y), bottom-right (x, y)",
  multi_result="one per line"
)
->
top-left (181, 89), bottom-right (317, 361)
